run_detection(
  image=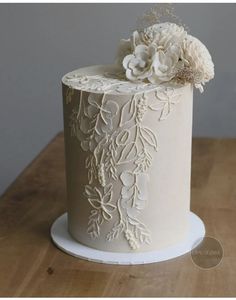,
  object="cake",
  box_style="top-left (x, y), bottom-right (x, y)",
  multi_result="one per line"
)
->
top-left (60, 21), bottom-right (214, 256)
